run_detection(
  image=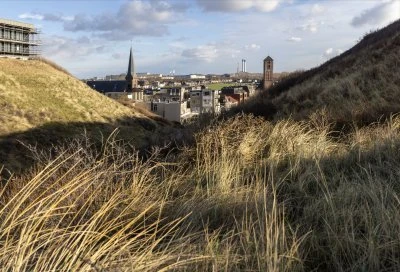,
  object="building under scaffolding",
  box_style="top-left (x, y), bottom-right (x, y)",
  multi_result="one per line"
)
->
top-left (0, 18), bottom-right (40, 58)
